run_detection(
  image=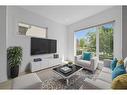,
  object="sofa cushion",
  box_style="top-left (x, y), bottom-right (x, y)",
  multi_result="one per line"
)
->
top-left (102, 67), bottom-right (112, 74)
top-left (112, 74), bottom-right (127, 89)
top-left (98, 71), bottom-right (112, 83)
top-left (85, 78), bottom-right (111, 89)
top-left (83, 52), bottom-right (92, 61)
top-left (112, 64), bottom-right (126, 80)
top-left (77, 60), bottom-right (91, 67)
top-left (110, 58), bottom-right (118, 71)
